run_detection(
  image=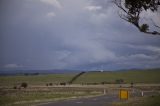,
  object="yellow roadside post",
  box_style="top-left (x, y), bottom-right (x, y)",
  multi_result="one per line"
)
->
top-left (119, 89), bottom-right (129, 100)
